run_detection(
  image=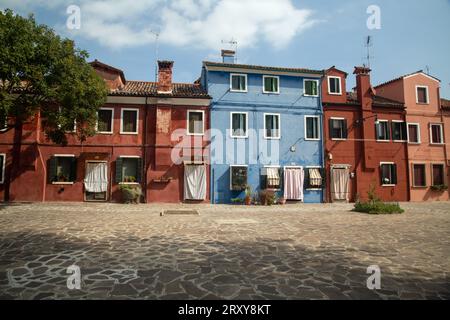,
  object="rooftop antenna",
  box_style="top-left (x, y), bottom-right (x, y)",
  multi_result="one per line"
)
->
top-left (221, 38), bottom-right (238, 63)
top-left (425, 65), bottom-right (431, 75)
top-left (149, 29), bottom-right (160, 82)
top-left (364, 35), bottom-right (374, 69)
